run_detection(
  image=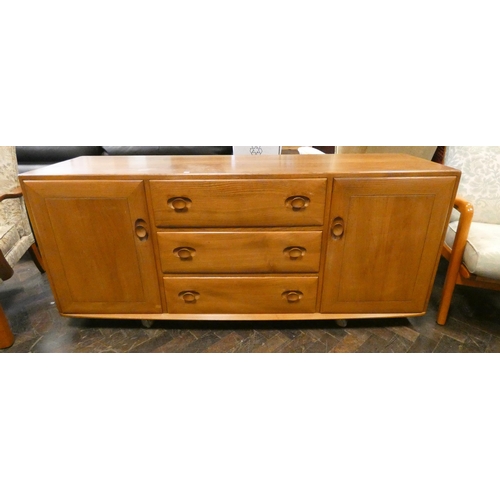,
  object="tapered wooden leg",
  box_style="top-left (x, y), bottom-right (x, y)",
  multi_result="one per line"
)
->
top-left (28, 242), bottom-right (45, 274)
top-left (437, 271), bottom-right (458, 325)
top-left (0, 305), bottom-right (14, 349)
